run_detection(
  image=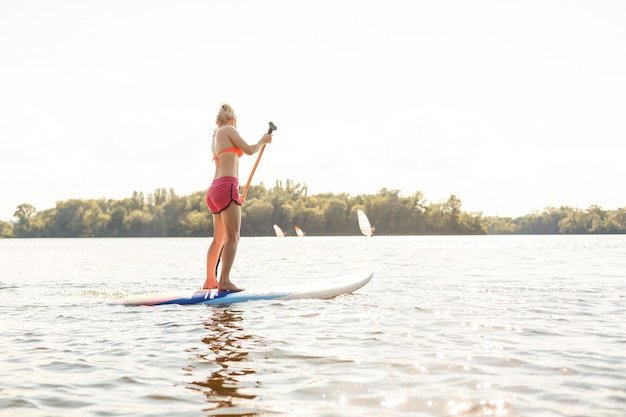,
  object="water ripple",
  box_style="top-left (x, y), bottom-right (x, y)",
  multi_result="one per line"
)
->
top-left (1, 236), bottom-right (625, 416)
